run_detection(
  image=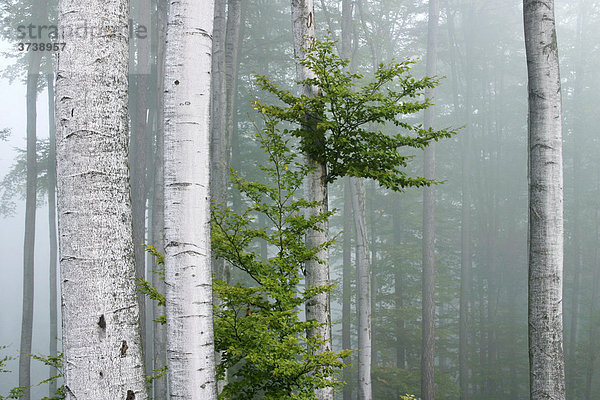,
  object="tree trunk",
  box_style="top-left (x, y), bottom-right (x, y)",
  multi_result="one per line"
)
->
top-left (131, 0), bottom-right (152, 365)
top-left (291, 2), bottom-right (333, 400)
top-left (163, 0), bottom-right (218, 397)
top-left (524, 1), bottom-right (566, 399)
top-left (46, 72), bottom-right (58, 397)
top-left (421, 1), bottom-right (439, 399)
top-left (448, 5), bottom-right (472, 397)
top-left (151, 0), bottom-right (168, 397)
top-left (19, 46), bottom-right (42, 400)
top-left (351, 178), bottom-right (372, 400)
top-left (342, 177), bottom-right (353, 400)
top-left (55, 0), bottom-right (148, 396)
top-left (340, 3), bottom-right (353, 399)
top-left (393, 210), bottom-right (406, 373)
top-left (210, 0), bottom-right (228, 212)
